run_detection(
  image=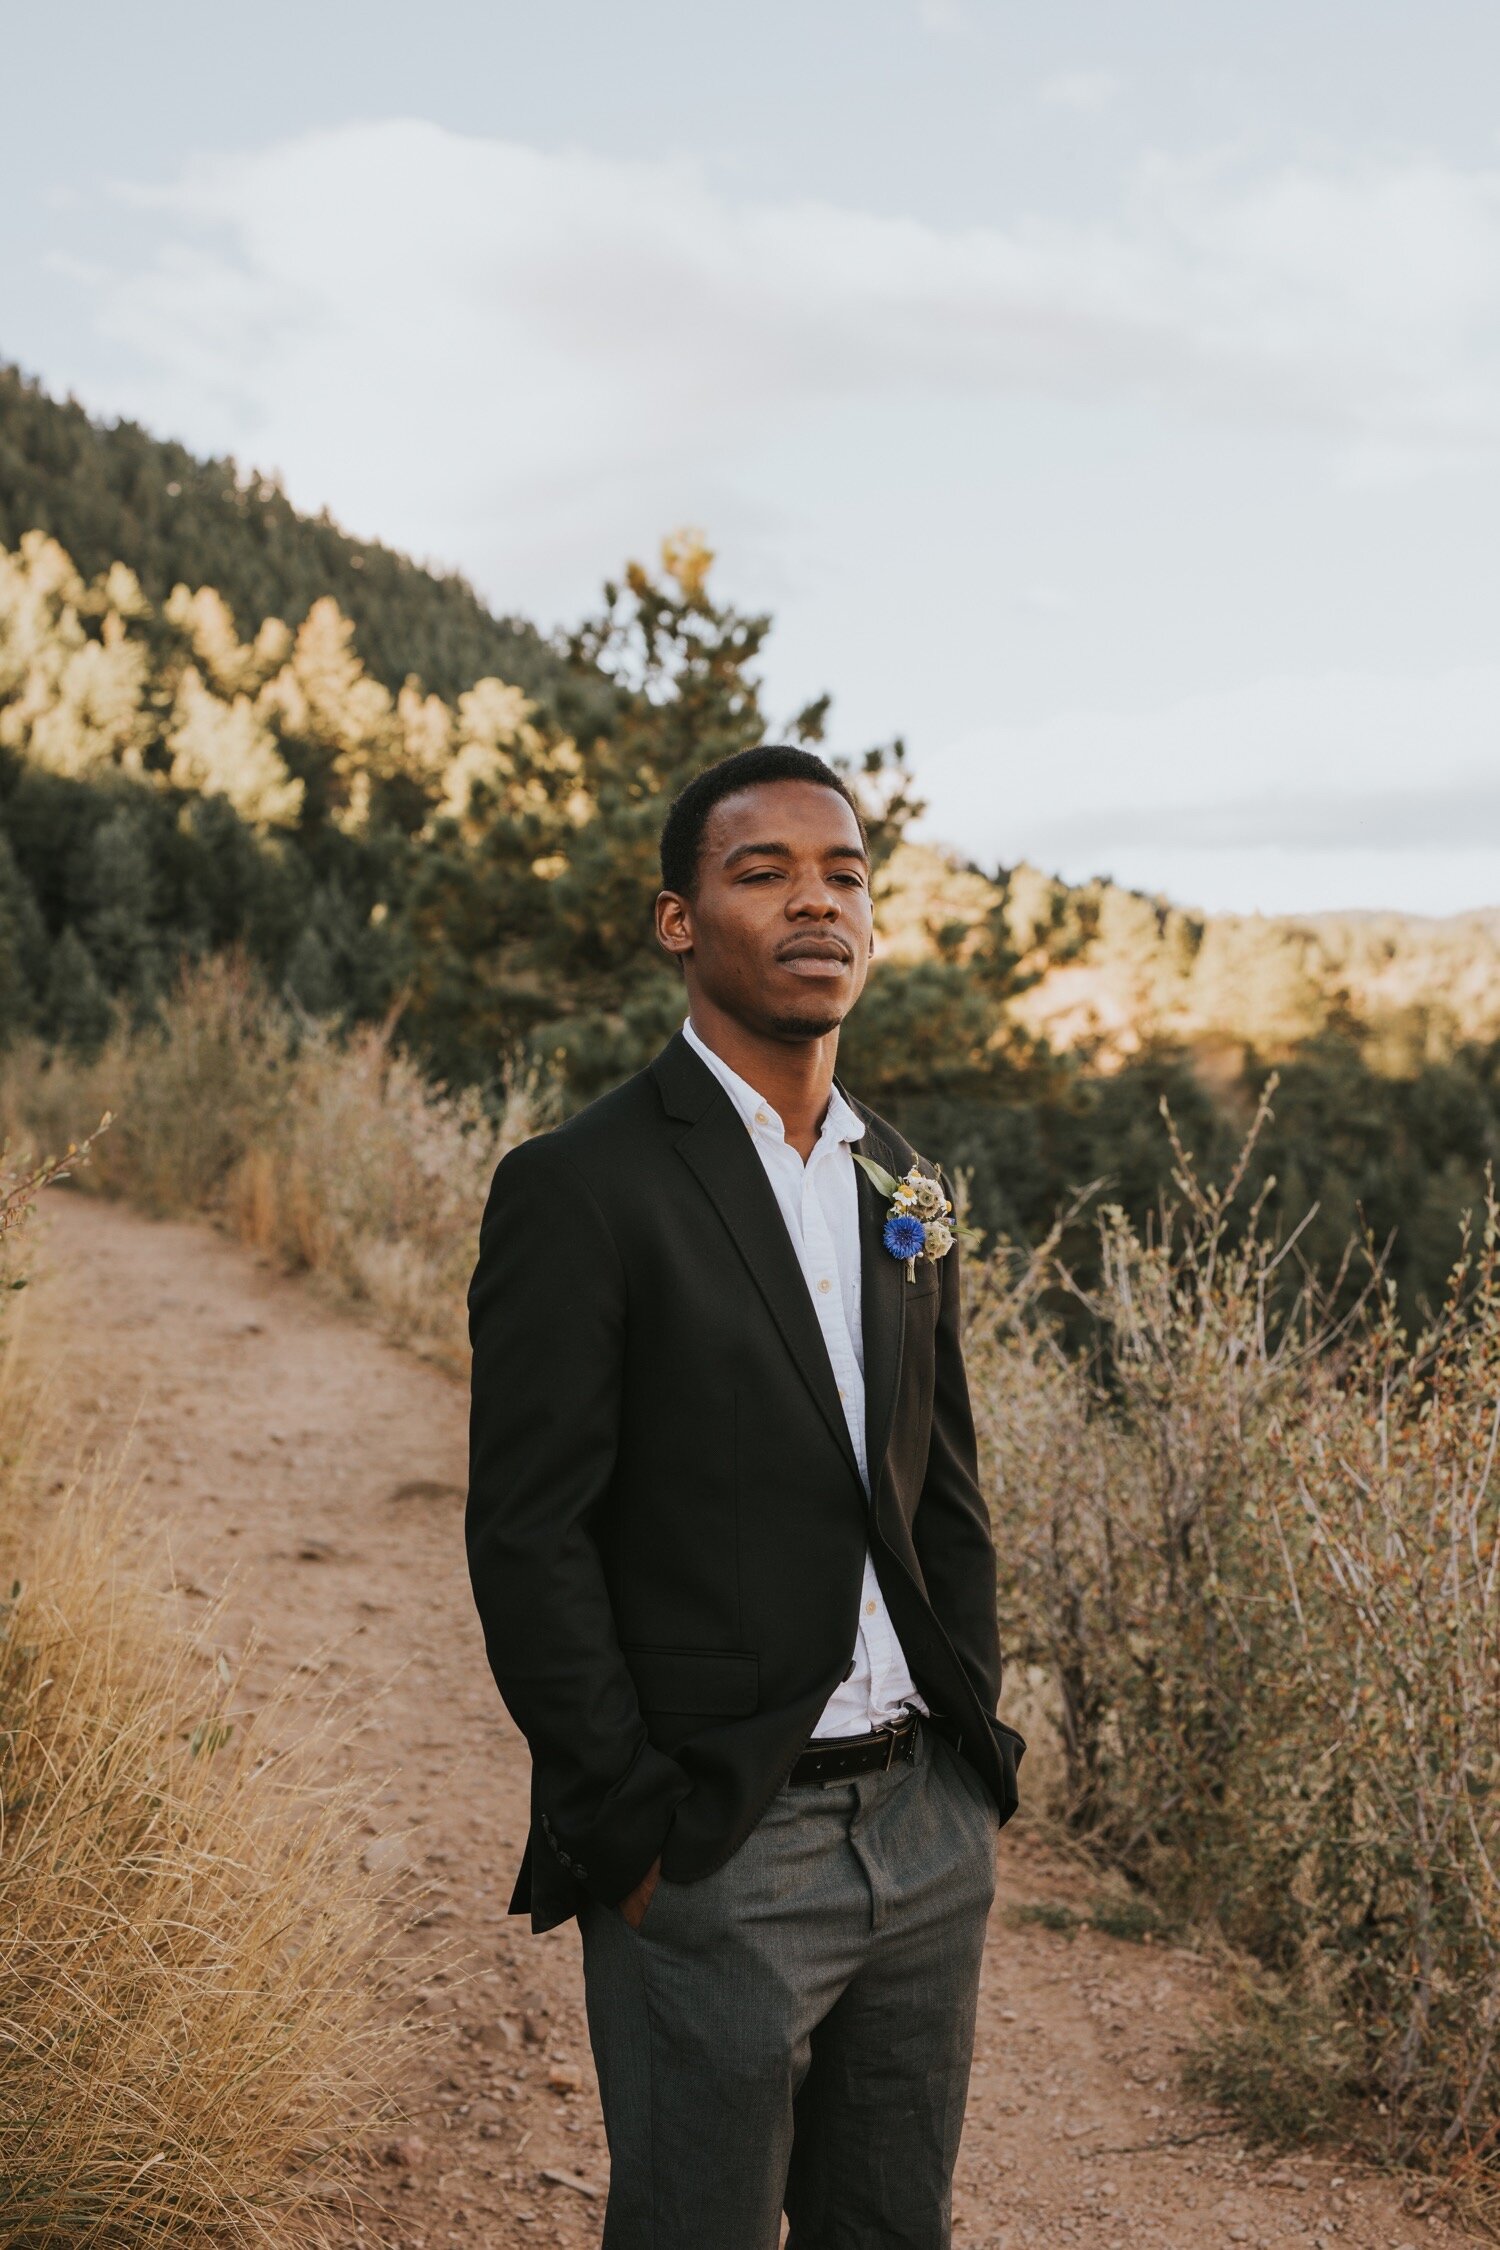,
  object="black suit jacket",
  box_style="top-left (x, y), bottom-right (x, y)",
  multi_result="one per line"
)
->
top-left (466, 1031), bottom-right (1022, 1930)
